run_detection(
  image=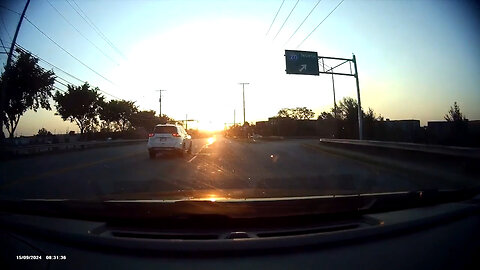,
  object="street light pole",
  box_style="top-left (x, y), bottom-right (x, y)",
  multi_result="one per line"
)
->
top-left (239, 83), bottom-right (249, 125)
